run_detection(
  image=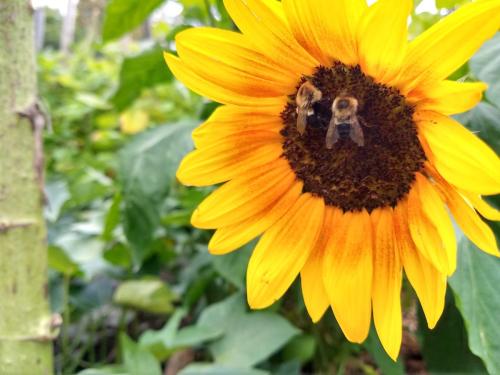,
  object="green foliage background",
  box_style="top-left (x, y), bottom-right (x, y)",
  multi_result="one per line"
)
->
top-left (38, 0), bottom-right (500, 374)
